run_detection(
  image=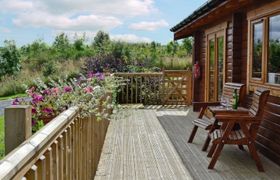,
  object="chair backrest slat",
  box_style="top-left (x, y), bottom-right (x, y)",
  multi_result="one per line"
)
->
top-left (248, 88), bottom-right (270, 118)
top-left (221, 83), bottom-right (246, 106)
